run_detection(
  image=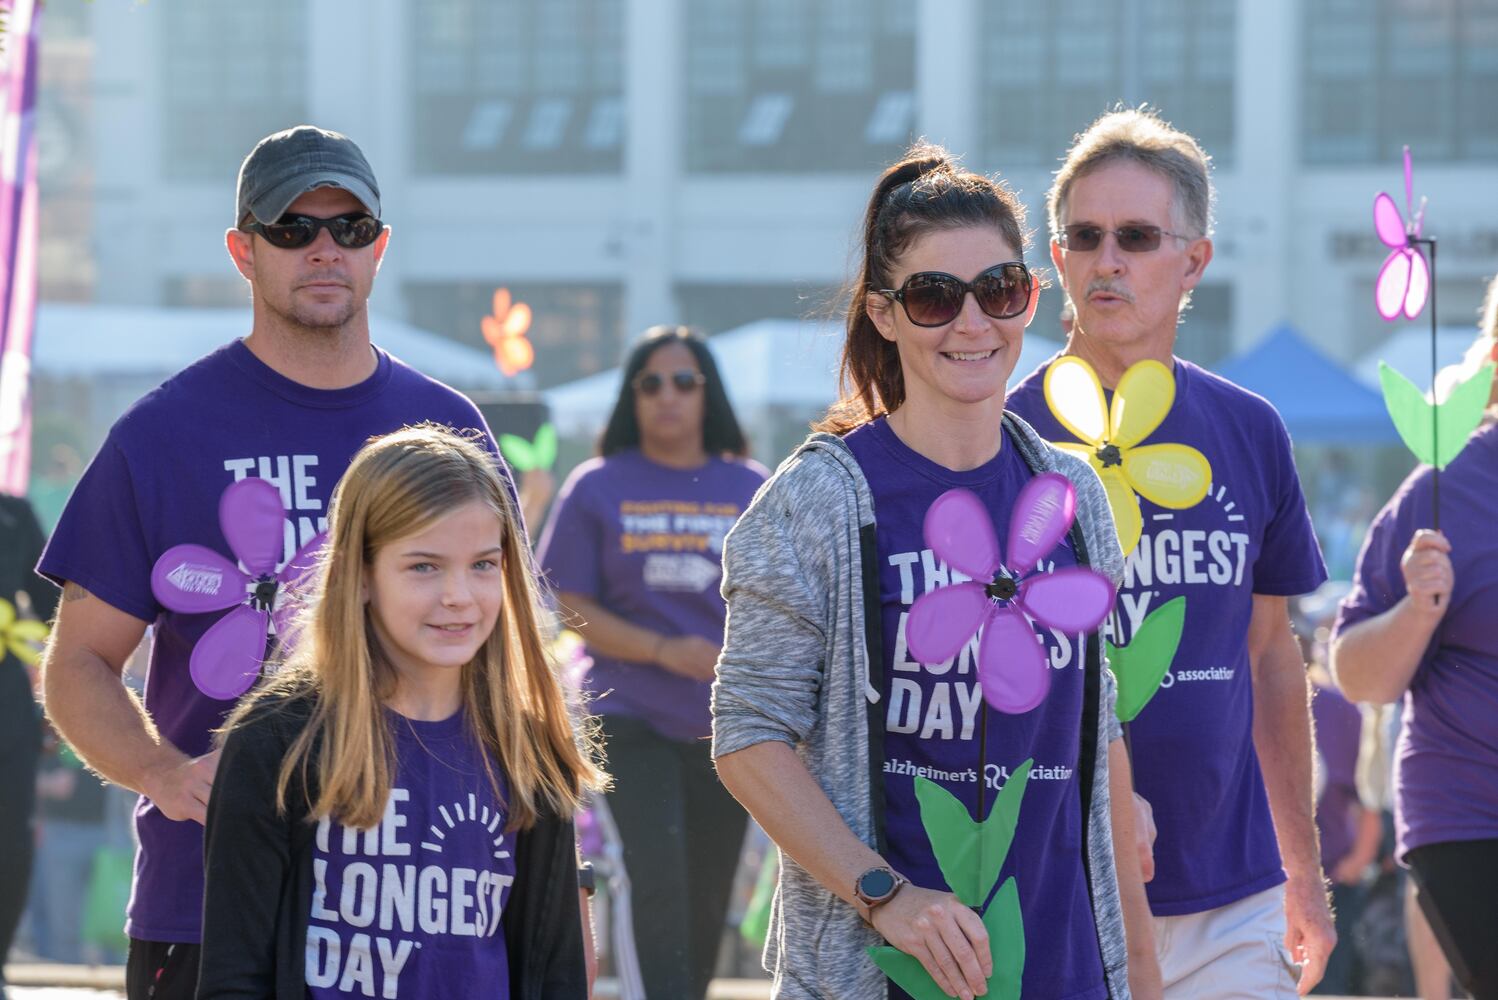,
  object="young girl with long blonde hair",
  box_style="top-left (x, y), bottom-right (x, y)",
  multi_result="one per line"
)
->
top-left (199, 423), bottom-right (606, 999)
